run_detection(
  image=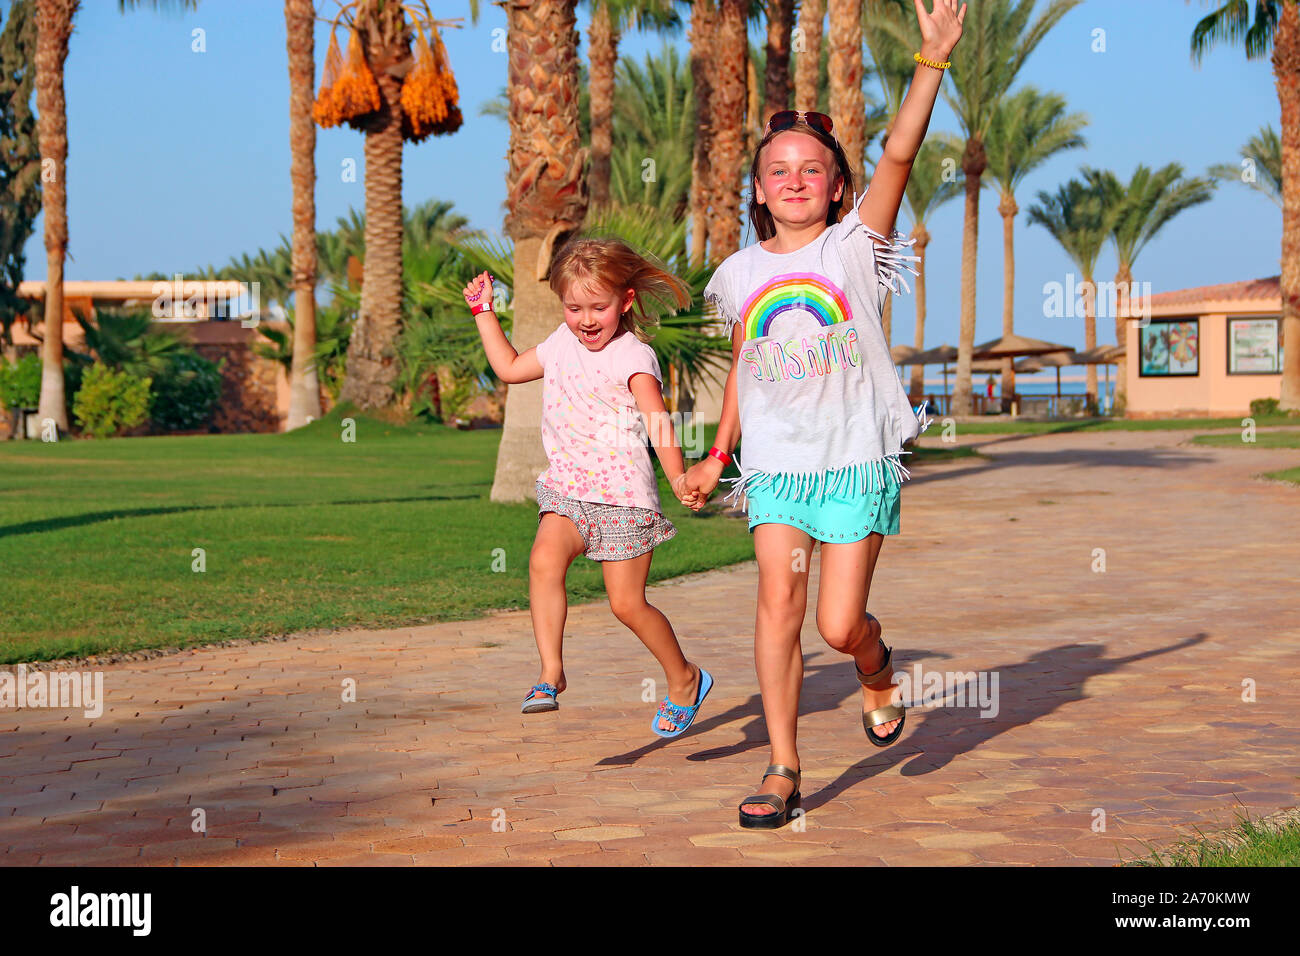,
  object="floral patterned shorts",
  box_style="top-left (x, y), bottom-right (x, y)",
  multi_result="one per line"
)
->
top-left (536, 480), bottom-right (677, 562)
